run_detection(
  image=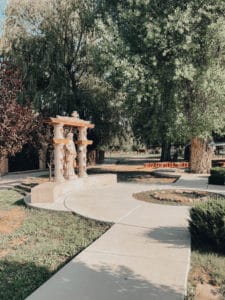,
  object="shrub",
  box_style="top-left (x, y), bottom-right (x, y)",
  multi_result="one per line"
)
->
top-left (189, 198), bottom-right (225, 253)
top-left (208, 167), bottom-right (225, 185)
top-left (210, 167), bottom-right (225, 176)
top-left (208, 175), bottom-right (225, 185)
